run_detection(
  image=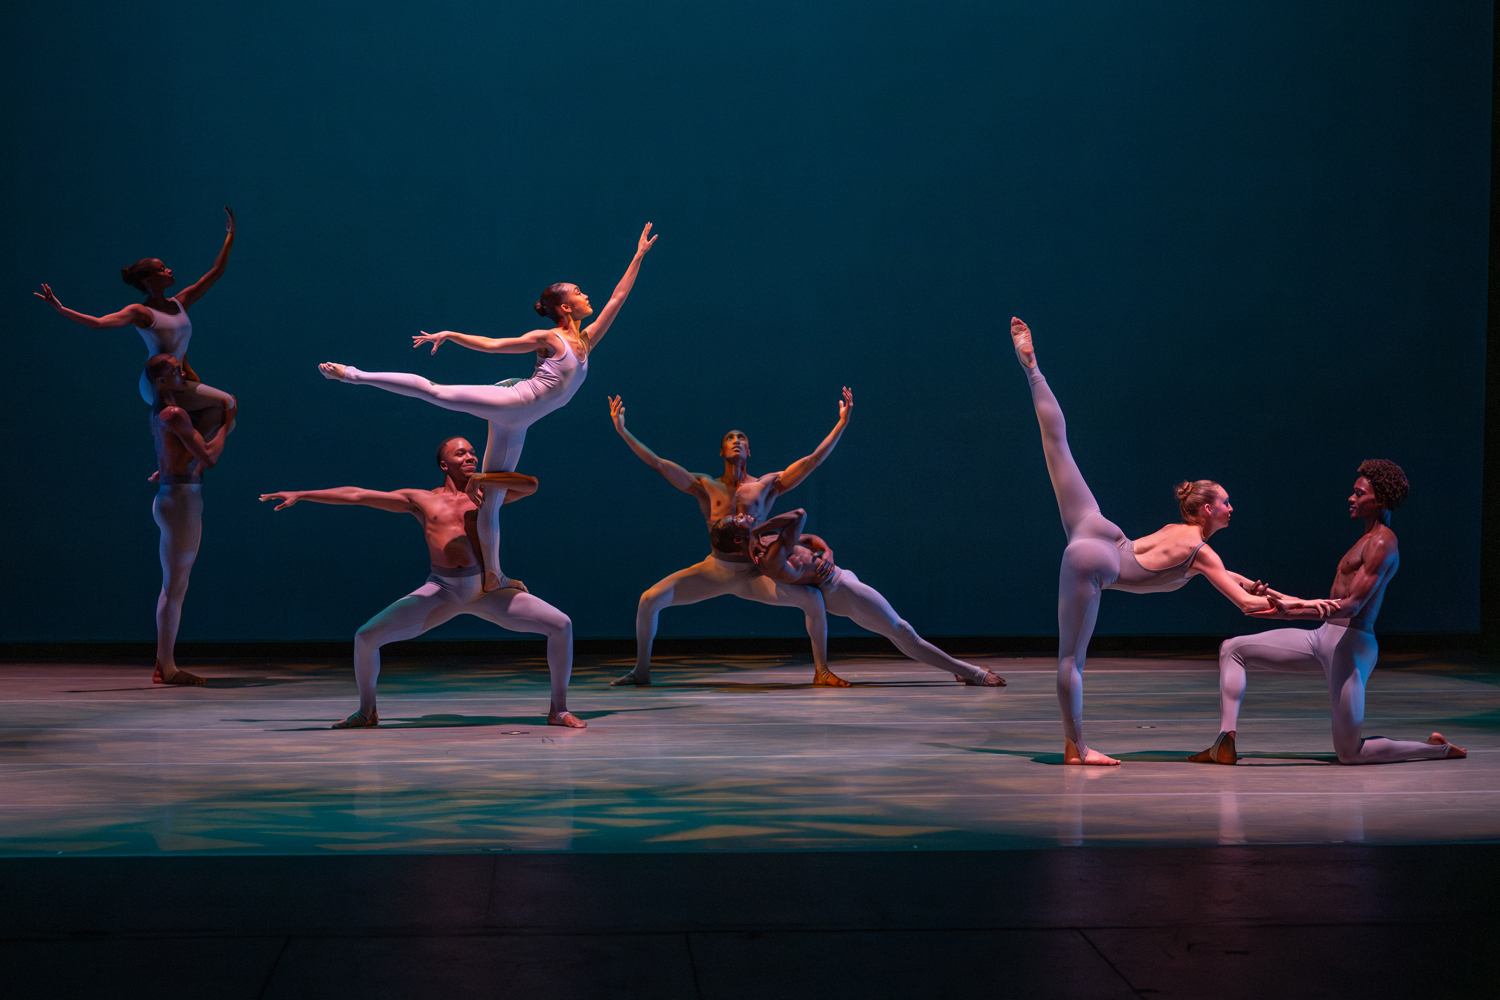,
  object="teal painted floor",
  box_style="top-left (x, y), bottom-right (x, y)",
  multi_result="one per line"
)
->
top-left (1, 651), bottom-right (1494, 855)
